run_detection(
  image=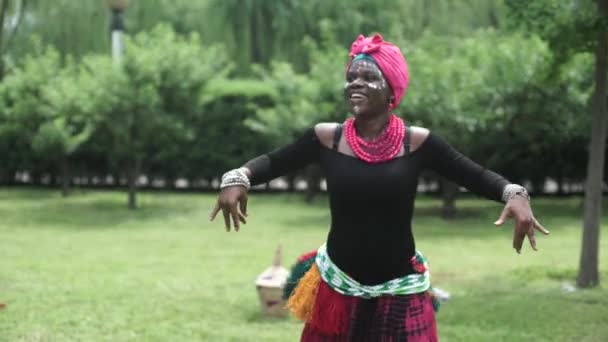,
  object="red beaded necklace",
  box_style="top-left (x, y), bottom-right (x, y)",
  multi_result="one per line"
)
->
top-left (344, 114), bottom-right (405, 163)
